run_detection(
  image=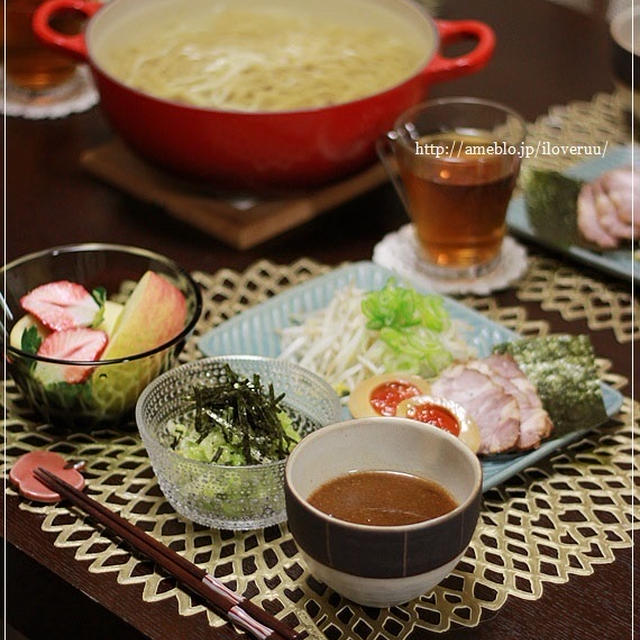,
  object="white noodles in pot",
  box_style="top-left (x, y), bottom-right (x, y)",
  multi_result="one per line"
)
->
top-left (101, 9), bottom-right (424, 112)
